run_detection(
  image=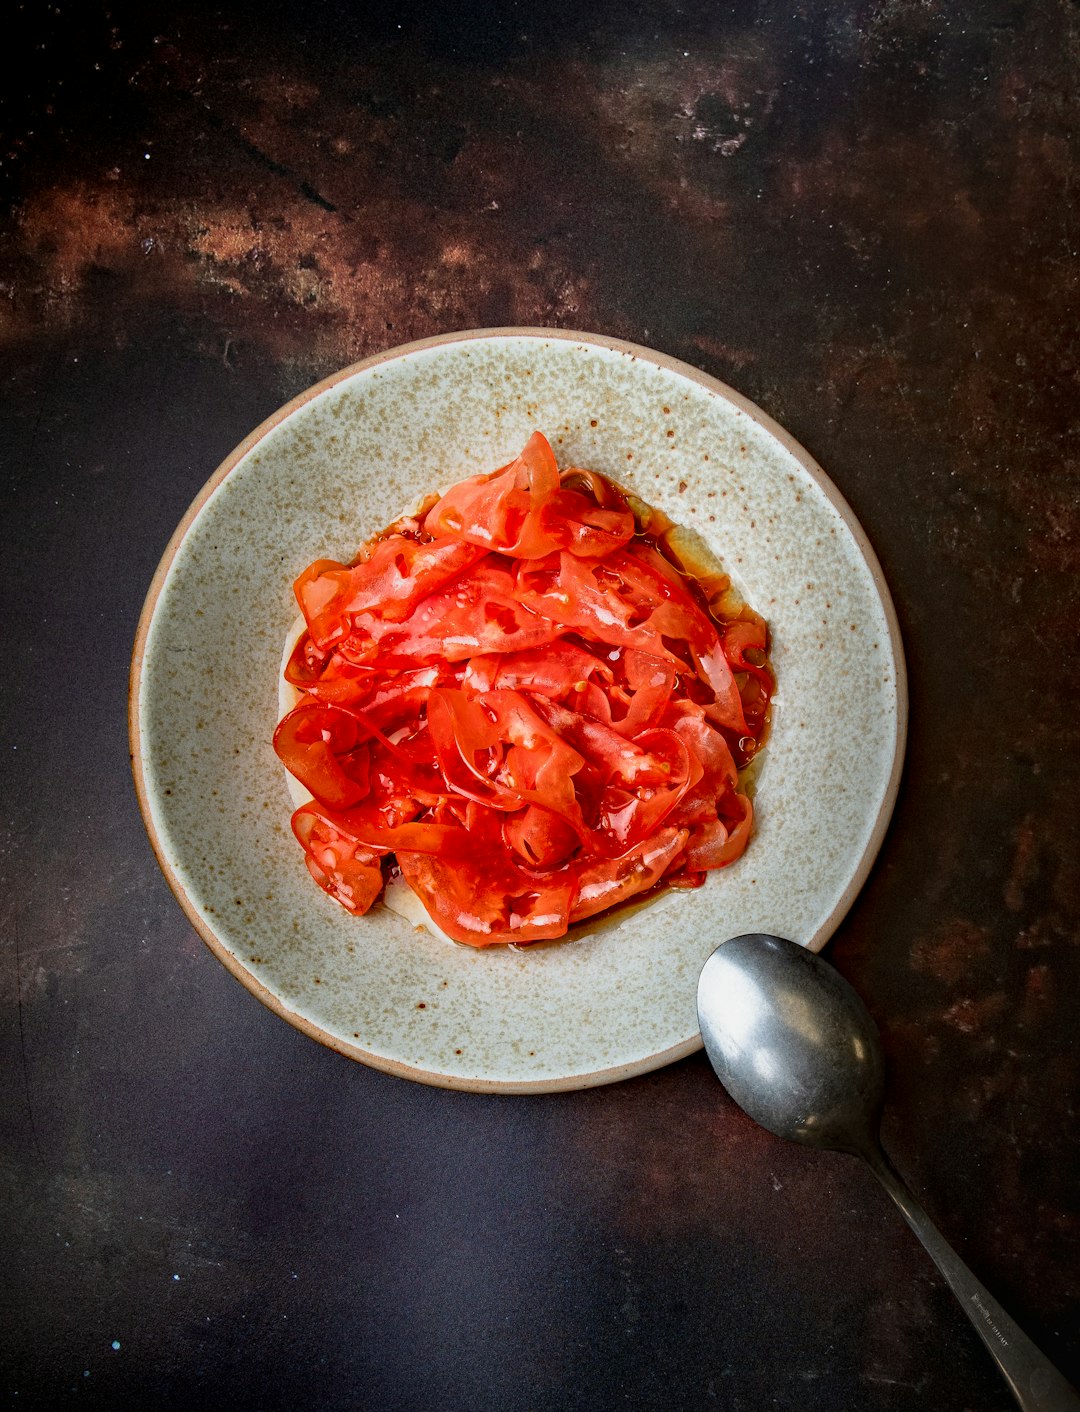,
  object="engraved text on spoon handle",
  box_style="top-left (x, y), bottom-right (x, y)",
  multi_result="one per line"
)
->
top-left (863, 1144), bottom-right (1079, 1412)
